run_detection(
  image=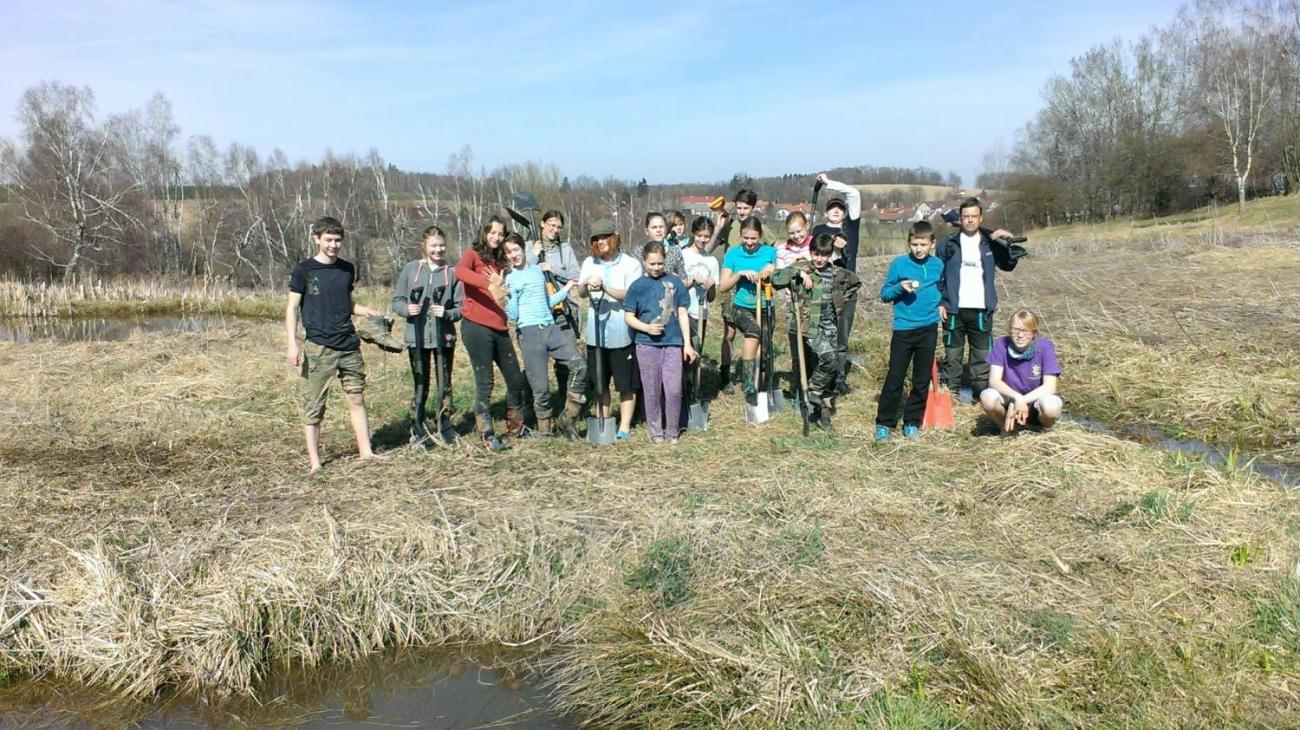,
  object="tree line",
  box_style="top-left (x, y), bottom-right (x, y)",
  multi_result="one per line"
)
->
top-left (991, 0), bottom-right (1299, 227)
top-left (0, 83), bottom-right (964, 288)
top-left (0, 86), bottom-right (667, 287)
